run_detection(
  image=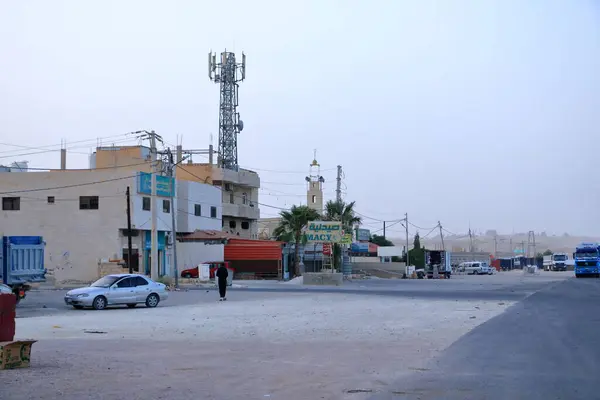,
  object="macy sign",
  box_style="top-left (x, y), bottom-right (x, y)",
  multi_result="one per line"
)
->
top-left (305, 221), bottom-right (343, 243)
